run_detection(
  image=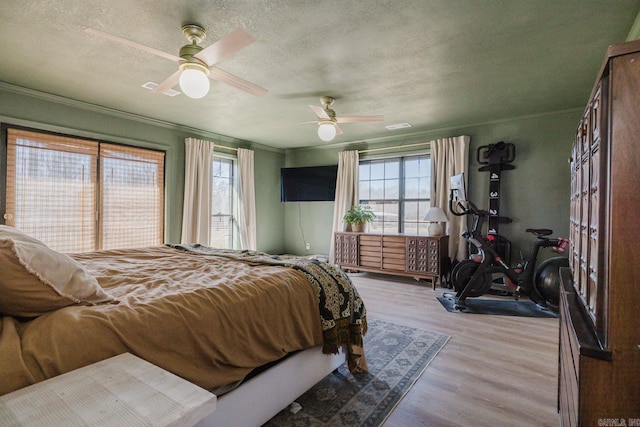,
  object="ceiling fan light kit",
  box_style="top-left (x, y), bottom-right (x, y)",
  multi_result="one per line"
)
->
top-left (179, 63), bottom-right (210, 99)
top-left (177, 25), bottom-right (210, 99)
top-left (317, 122), bottom-right (337, 141)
